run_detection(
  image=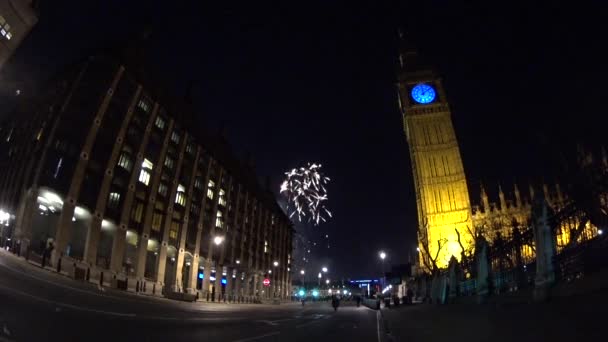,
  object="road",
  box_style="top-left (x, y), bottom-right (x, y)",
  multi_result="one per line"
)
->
top-left (0, 250), bottom-right (382, 341)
